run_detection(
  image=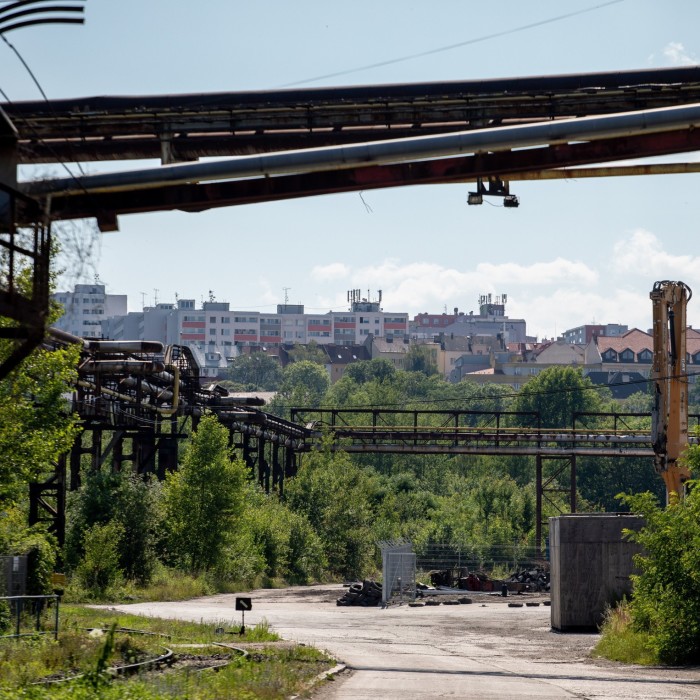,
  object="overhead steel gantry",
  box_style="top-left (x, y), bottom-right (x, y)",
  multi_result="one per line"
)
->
top-left (290, 407), bottom-right (700, 551)
top-left (29, 332), bottom-right (699, 551)
top-left (6, 66), bottom-right (700, 229)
